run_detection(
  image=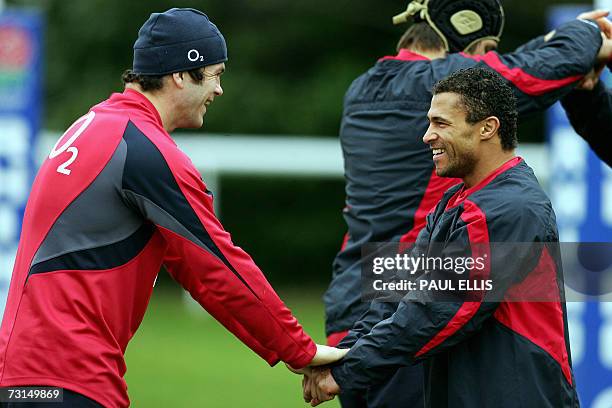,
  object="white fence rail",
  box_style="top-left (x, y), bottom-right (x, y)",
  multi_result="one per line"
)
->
top-left (39, 131), bottom-right (549, 185)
